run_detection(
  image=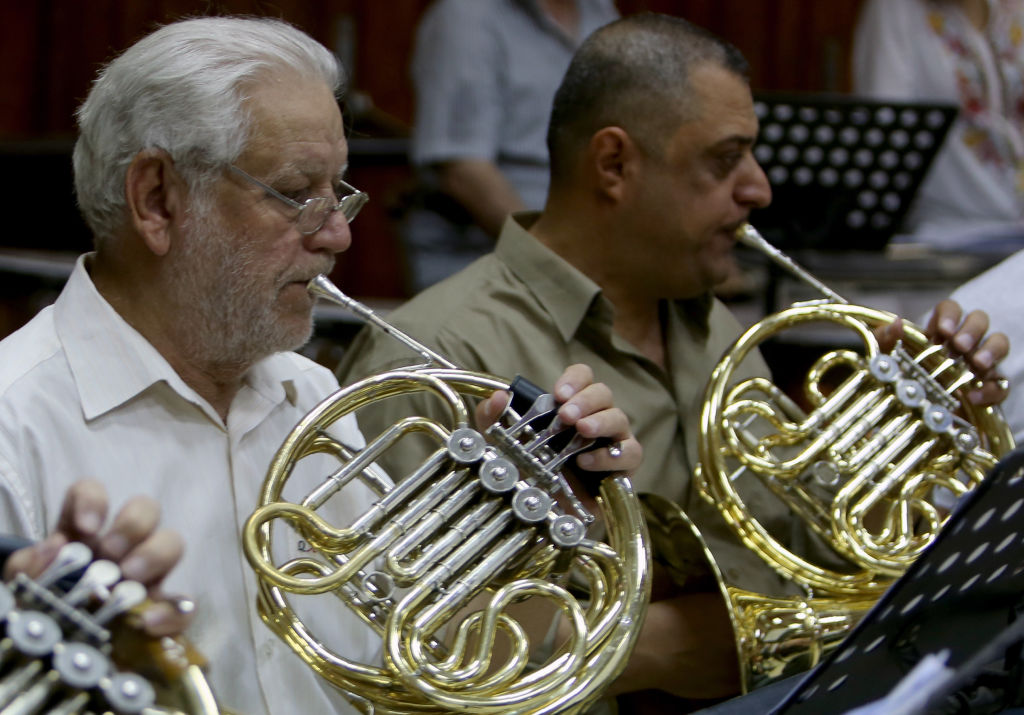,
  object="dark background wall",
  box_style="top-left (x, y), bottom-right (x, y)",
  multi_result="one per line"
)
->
top-left (0, 0), bottom-right (867, 305)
